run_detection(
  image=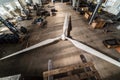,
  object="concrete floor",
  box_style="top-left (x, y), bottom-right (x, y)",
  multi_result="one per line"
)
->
top-left (0, 2), bottom-right (120, 80)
